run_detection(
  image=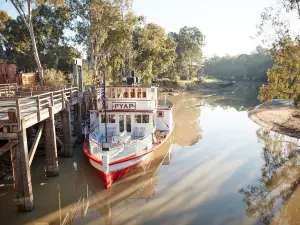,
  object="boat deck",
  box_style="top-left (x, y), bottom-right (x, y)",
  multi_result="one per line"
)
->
top-left (89, 131), bottom-right (153, 162)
